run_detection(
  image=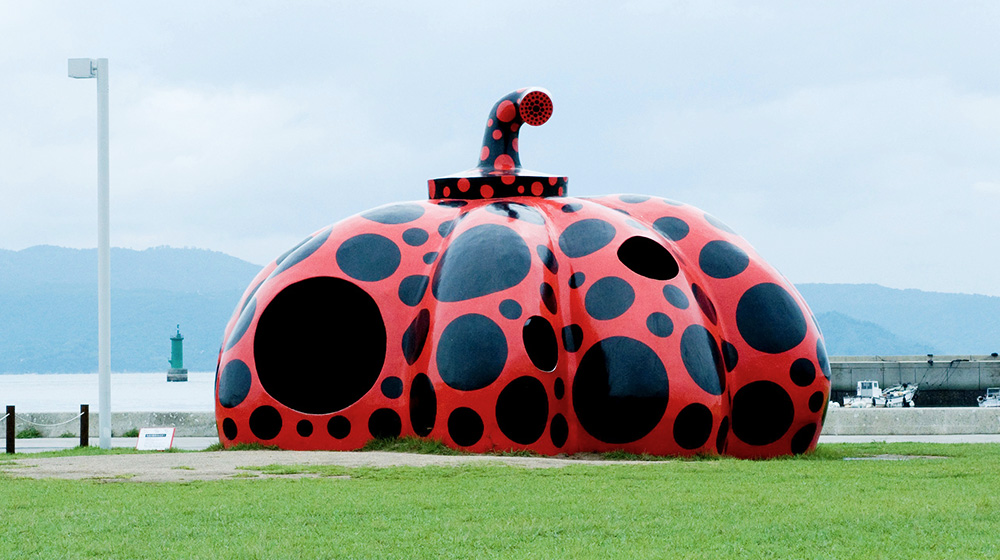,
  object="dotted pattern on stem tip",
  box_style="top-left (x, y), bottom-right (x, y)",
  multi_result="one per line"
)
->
top-left (520, 90), bottom-right (553, 126)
